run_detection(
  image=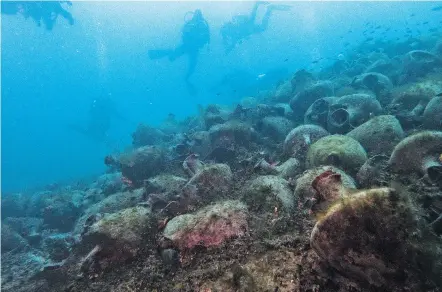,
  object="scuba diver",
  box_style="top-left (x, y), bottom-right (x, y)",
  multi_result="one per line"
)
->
top-left (148, 9), bottom-right (210, 92)
top-left (68, 96), bottom-right (123, 144)
top-left (1, 1), bottom-right (74, 30)
top-left (220, 1), bottom-right (291, 54)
